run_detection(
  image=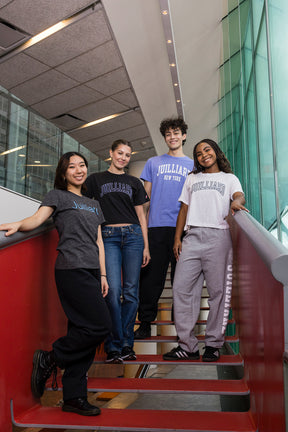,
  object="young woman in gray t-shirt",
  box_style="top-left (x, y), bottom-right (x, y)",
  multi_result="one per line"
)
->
top-left (0, 151), bottom-right (112, 416)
